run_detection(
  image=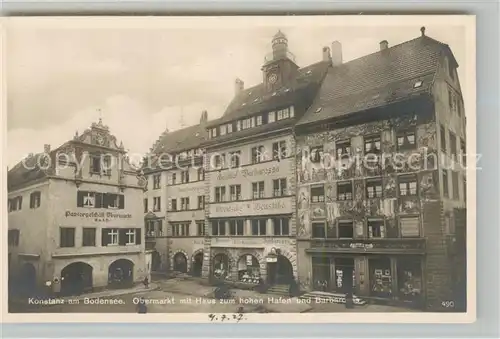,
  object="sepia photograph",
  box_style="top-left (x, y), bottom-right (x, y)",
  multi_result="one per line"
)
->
top-left (3, 15), bottom-right (475, 322)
